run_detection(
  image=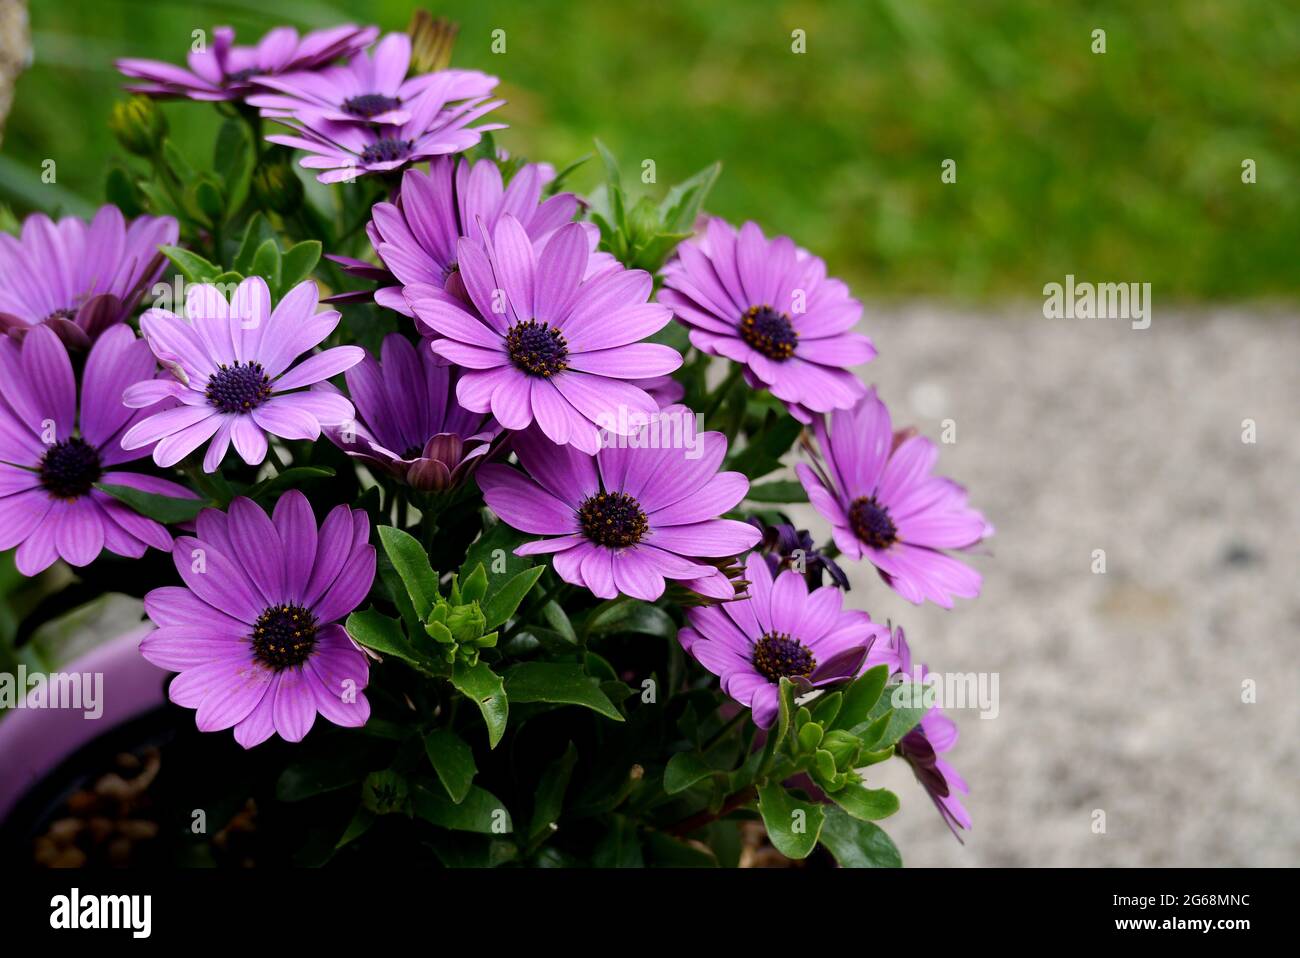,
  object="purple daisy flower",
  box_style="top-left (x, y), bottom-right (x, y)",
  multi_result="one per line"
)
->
top-left (0, 325), bottom-right (194, 576)
top-left (248, 32), bottom-right (496, 127)
top-left (678, 553), bottom-right (890, 727)
top-left (266, 72), bottom-right (505, 184)
top-left (406, 215), bottom-right (680, 453)
top-left (795, 388), bottom-right (990, 608)
top-left (476, 409), bottom-right (760, 600)
top-left (120, 277), bottom-right (362, 473)
top-left (0, 206), bottom-right (178, 348)
top-left (880, 625), bottom-right (971, 837)
top-left (320, 333), bottom-right (499, 491)
top-left (118, 24), bottom-right (379, 102)
top-left (748, 518), bottom-right (850, 590)
top-left (139, 491), bottom-right (375, 747)
top-left (660, 217), bottom-right (875, 423)
top-left (330, 156), bottom-right (612, 316)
